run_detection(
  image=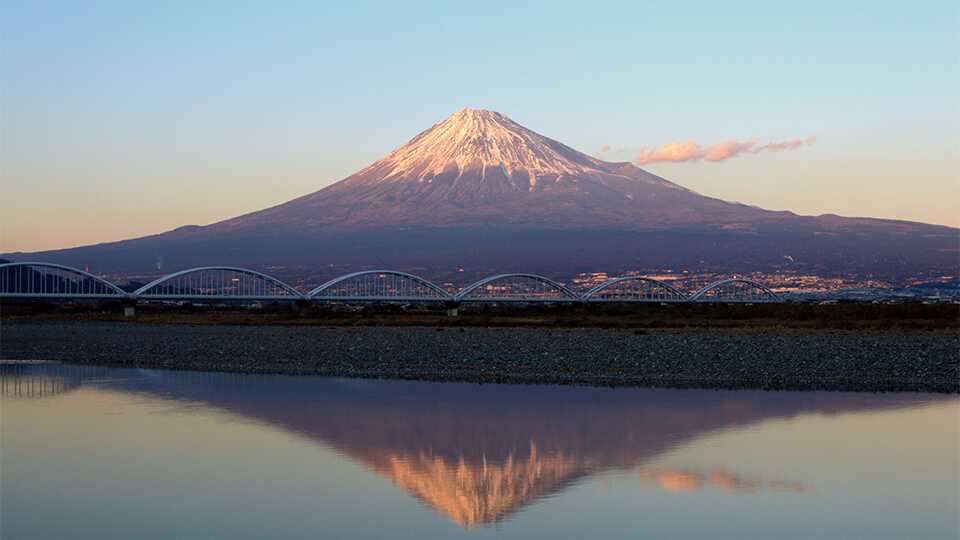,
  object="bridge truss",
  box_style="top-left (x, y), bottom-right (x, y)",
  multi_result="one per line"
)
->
top-left (0, 262), bottom-right (127, 299)
top-left (583, 276), bottom-right (687, 302)
top-left (688, 278), bottom-right (780, 303)
top-left (455, 274), bottom-right (580, 302)
top-left (133, 267), bottom-right (304, 301)
top-left (0, 262), bottom-right (781, 304)
top-left (308, 271), bottom-right (452, 302)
